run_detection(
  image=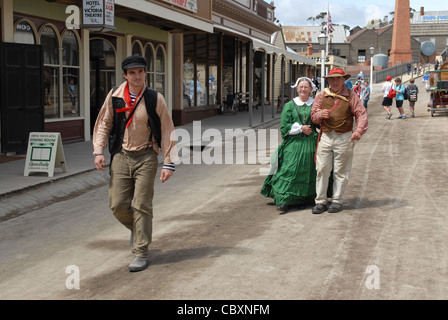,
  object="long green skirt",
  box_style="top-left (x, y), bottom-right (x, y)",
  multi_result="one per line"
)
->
top-left (261, 134), bottom-right (318, 206)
